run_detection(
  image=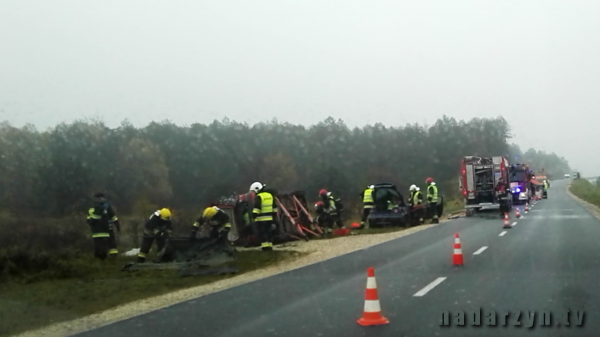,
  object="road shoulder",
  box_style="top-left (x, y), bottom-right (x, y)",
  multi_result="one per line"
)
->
top-left (567, 183), bottom-right (600, 220)
top-left (15, 222), bottom-right (444, 337)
